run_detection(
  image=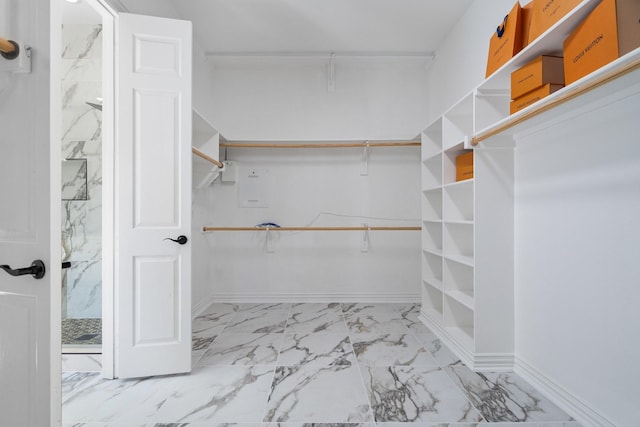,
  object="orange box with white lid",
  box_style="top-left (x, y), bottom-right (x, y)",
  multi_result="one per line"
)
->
top-left (510, 83), bottom-right (564, 114)
top-left (511, 55), bottom-right (565, 99)
top-left (563, 0), bottom-right (640, 85)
